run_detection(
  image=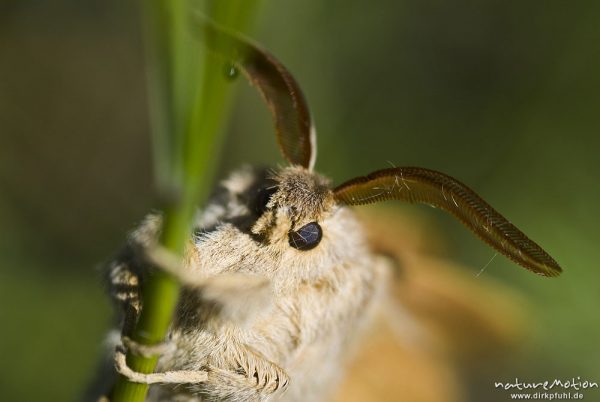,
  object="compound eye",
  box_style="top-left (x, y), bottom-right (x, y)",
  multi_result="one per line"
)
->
top-left (255, 186), bottom-right (278, 215)
top-left (289, 222), bottom-right (322, 251)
